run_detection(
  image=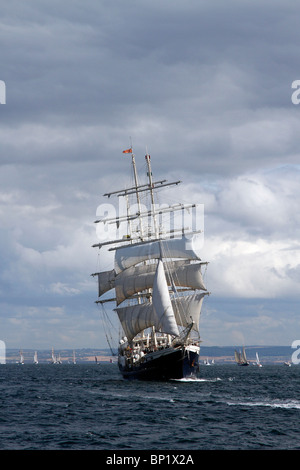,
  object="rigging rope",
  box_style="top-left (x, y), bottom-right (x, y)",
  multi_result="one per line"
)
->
top-left (99, 303), bottom-right (118, 356)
